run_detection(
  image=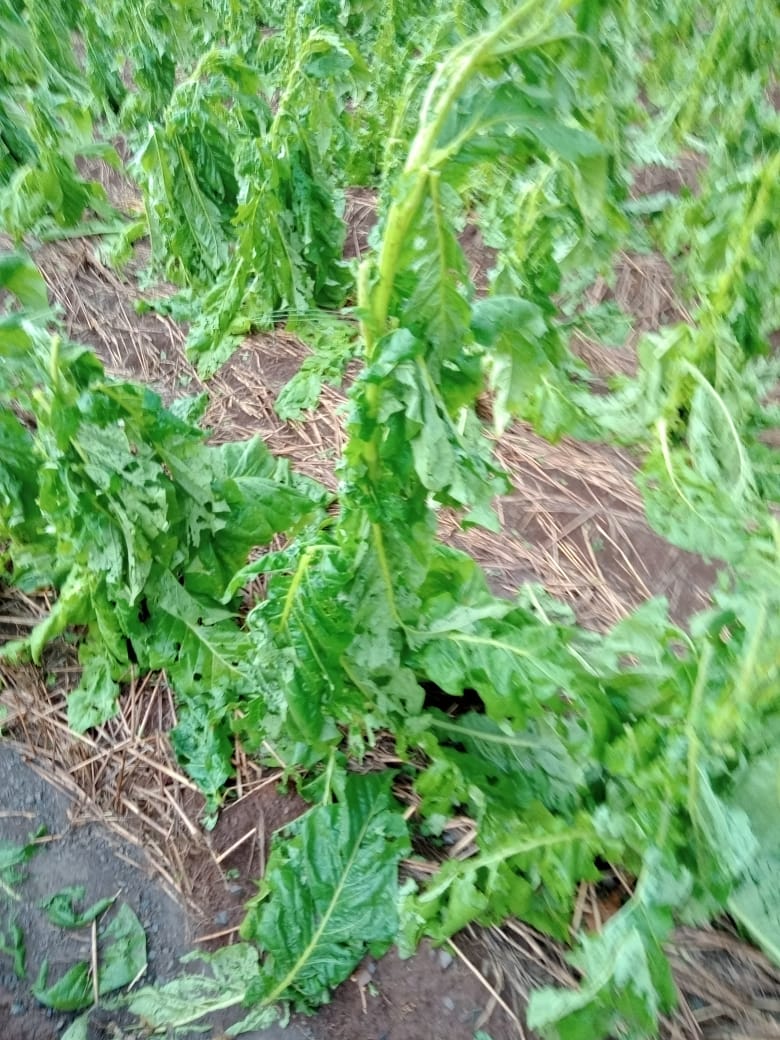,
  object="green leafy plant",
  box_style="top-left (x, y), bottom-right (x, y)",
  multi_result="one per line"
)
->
top-left (1, 2), bottom-right (778, 1038)
top-left (575, 132), bottom-right (780, 561)
top-left (0, 0), bottom-right (119, 238)
top-left (131, 38), bottom-right (356, 376)
top-left (0, 253), bottom-right (327, 812)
